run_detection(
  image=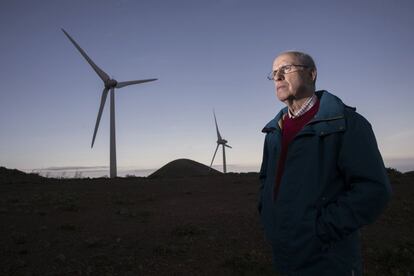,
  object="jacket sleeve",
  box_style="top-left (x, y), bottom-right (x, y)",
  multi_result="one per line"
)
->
top-left (316, 112), bottom-right (392, 243)
top-left (258, 136), bottom-right (268, 214)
